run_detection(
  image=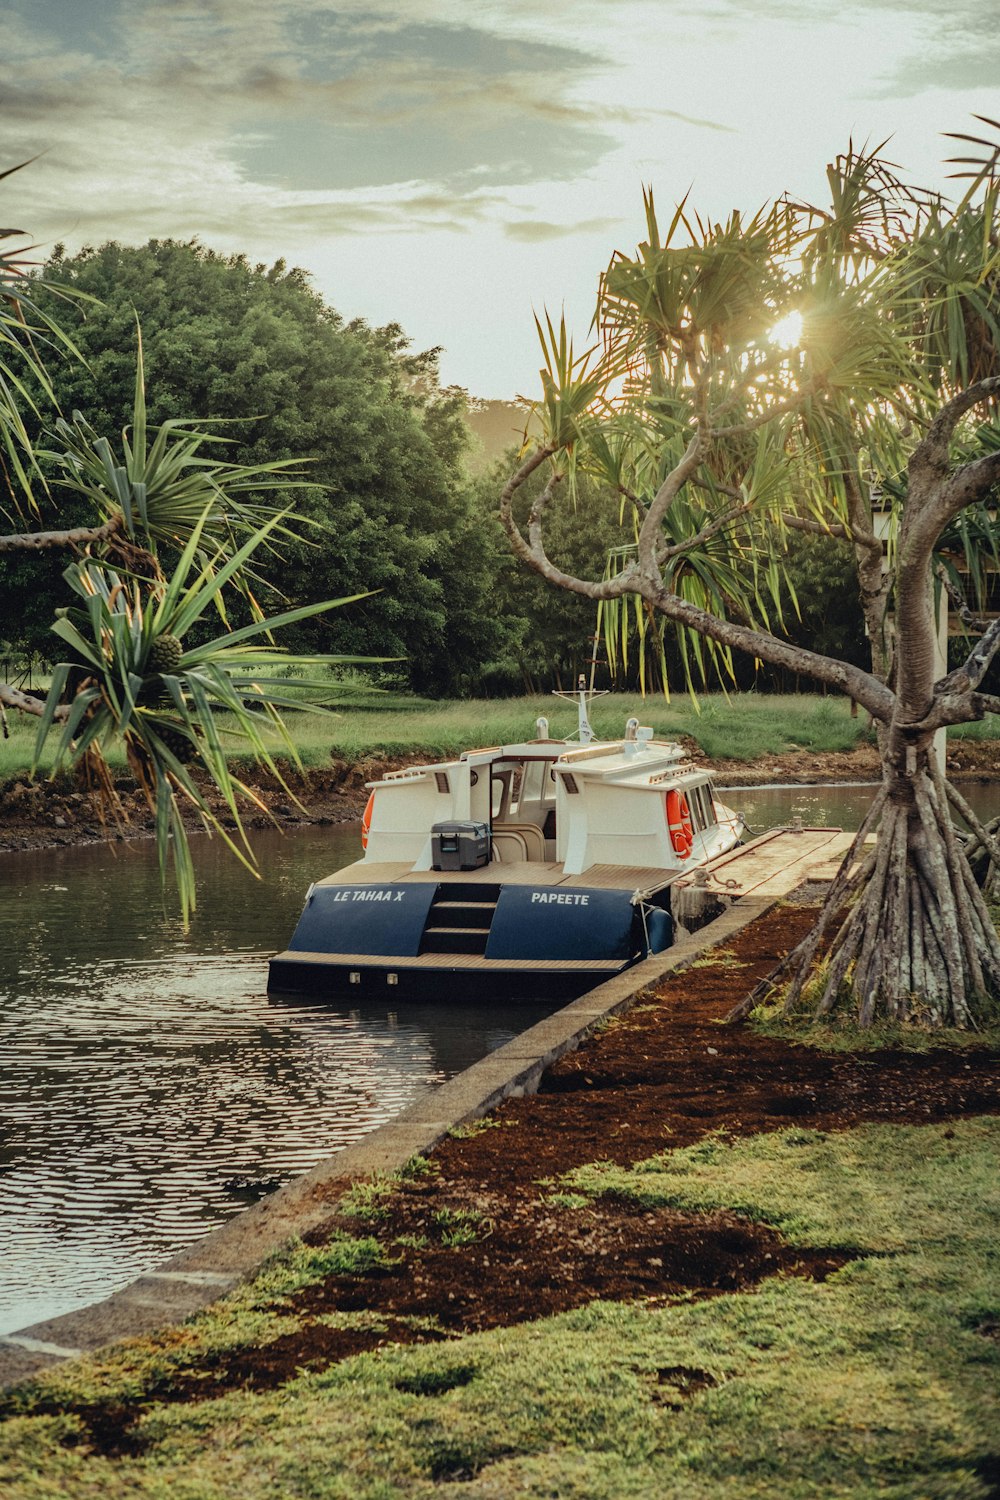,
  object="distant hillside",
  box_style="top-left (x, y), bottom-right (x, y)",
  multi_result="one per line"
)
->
top-left (465, 399), bottom-right (540, 473)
